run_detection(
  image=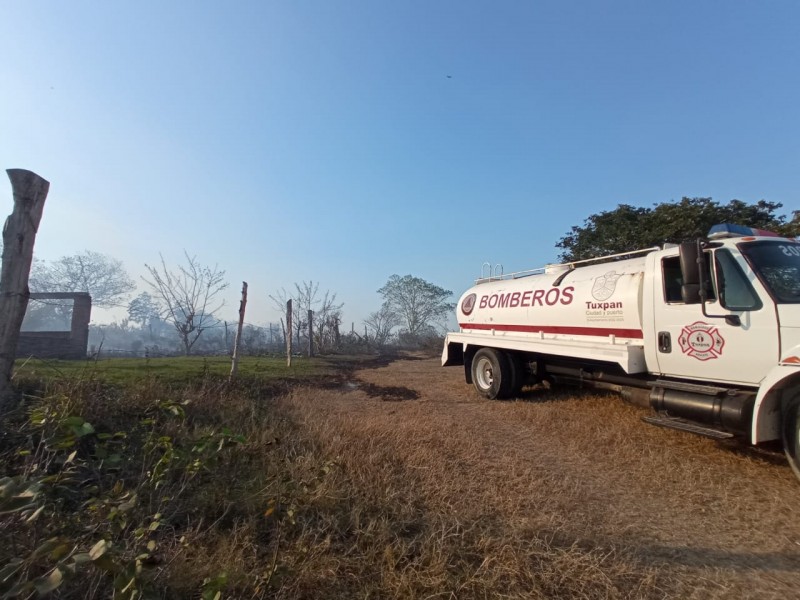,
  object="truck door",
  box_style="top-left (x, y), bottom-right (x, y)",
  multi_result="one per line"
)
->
top-left (652, 248), bottom-right (778, 386)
